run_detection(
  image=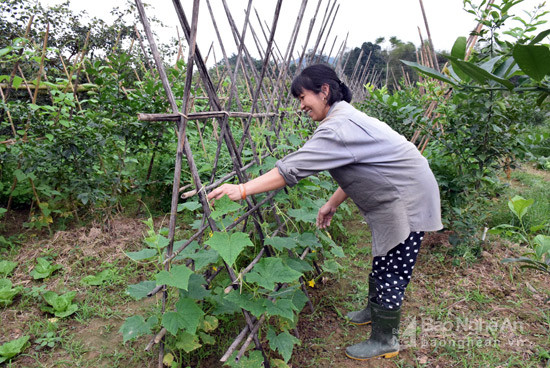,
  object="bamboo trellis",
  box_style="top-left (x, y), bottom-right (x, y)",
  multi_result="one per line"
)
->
top-left (131, 0), bottom-right (363, 366)
top-left (410, 0), bottom-right (496, 153)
